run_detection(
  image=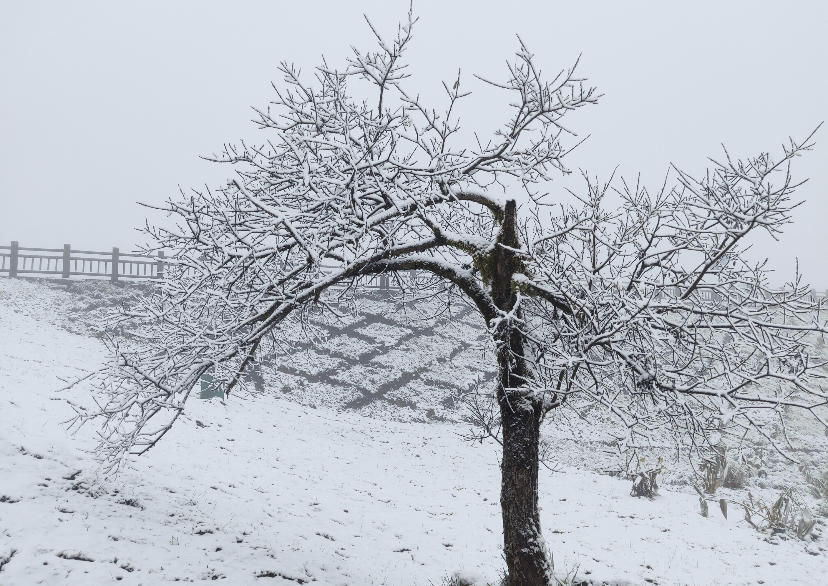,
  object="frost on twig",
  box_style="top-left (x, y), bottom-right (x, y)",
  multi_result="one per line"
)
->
top-left (69, 11), bottom-right (826, 475)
